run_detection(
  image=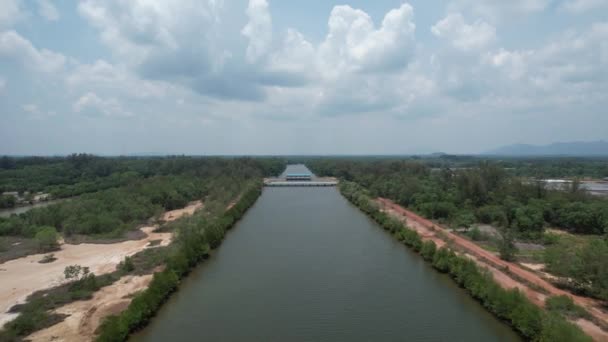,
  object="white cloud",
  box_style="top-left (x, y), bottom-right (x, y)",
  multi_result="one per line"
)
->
top-left (318, 3), bottom-right (416, 76)
top-left (0, 0), bottom-right (23, 28)
top-left (37, 0), bottom-right (59, 21)
top-left (562, 0), bottom-right (608, 12)
top-left (67, 59), bottom-right (173, 99)
top-left (431, 13), bottom-right (496, 51)
top-left (448, 0), bottom-right (550, 22)
top-left (73, 92), bottom-right (133, 117)
top-left (78, 0), bottom-right (269, 100)
top-left (0, 30), bottom-right (66, 72)
top-left (22, 103), bottom-right (56, 118)
top-left (269, 29), bottom-right (315, 74)
top-left (242, 0), bottom-right (272, 63)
